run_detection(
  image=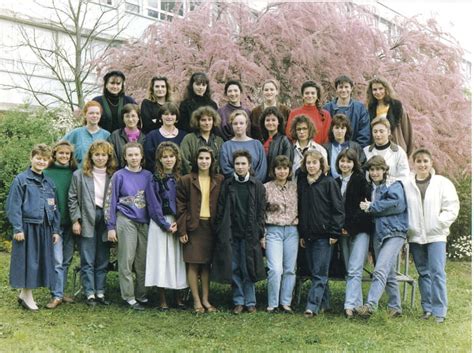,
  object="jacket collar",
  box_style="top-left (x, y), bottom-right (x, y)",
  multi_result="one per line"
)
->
top-left (368, 141), bottom-right (399, 152)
